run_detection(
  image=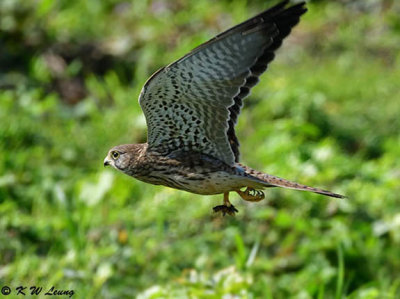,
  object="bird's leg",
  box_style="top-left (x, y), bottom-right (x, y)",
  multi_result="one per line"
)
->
top-left (213, 192), bottom-right (238, 216)
top-left (237, 187), bottom-right (265, 202)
